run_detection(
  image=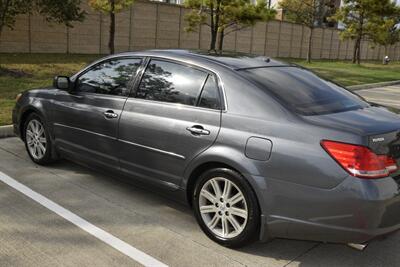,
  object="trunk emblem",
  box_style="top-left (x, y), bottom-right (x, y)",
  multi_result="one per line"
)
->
top-left (372, 137), bottom-right (385, 142)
